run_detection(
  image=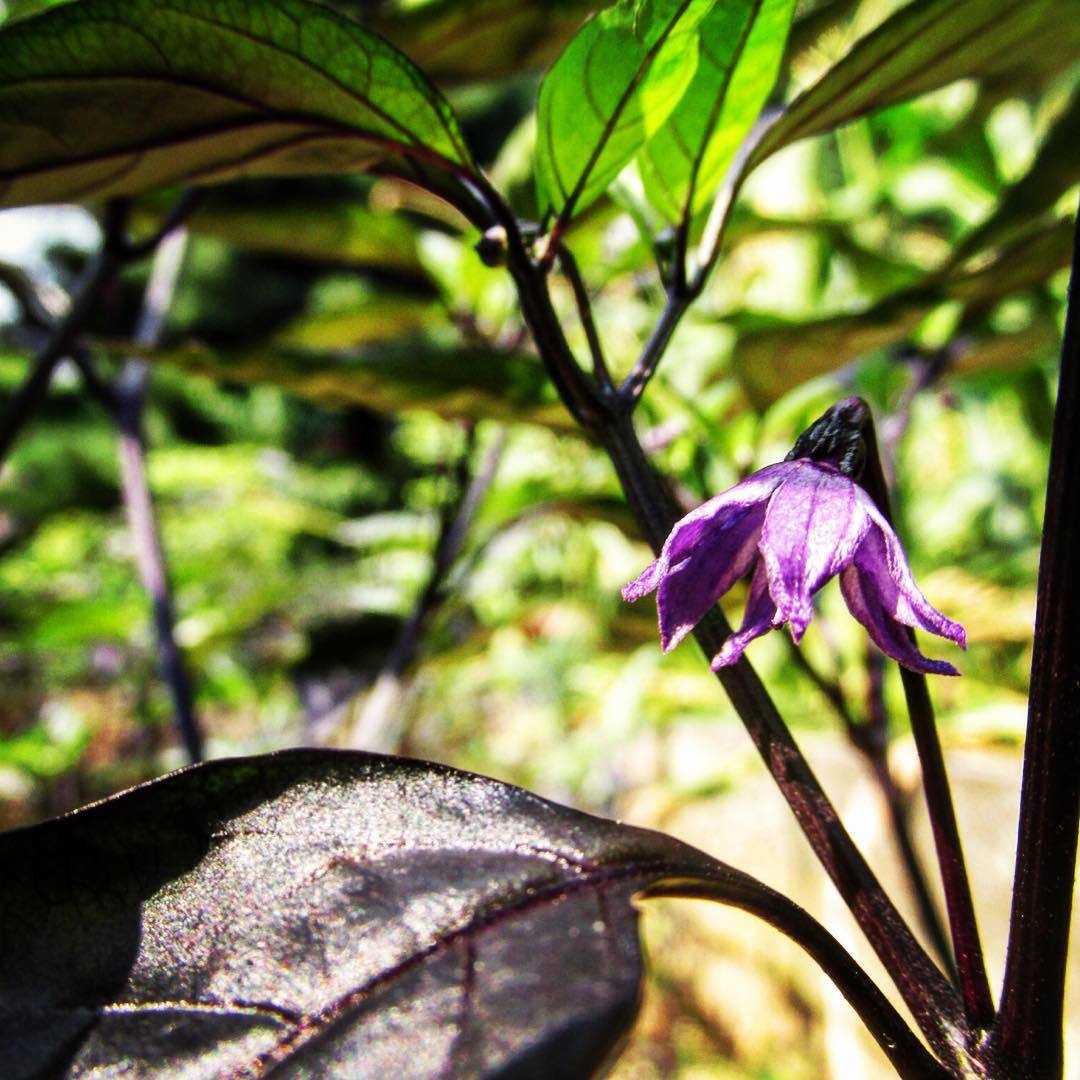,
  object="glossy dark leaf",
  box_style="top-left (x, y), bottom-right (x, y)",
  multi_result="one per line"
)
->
top-left (535, 0), bottom-right (715, 222)
top-left (0, 749), bottom-right (936, 1079)
top-left (743, 0), bottom-right (1080, 176)
top-left (0, 0), bottom-right (476, 209)
top-left (638, 0), bottom-right (795, 223)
